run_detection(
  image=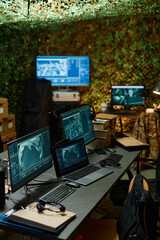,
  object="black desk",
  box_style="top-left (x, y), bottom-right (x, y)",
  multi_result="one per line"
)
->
top-left (0, 147), bottom-right (140, 240)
